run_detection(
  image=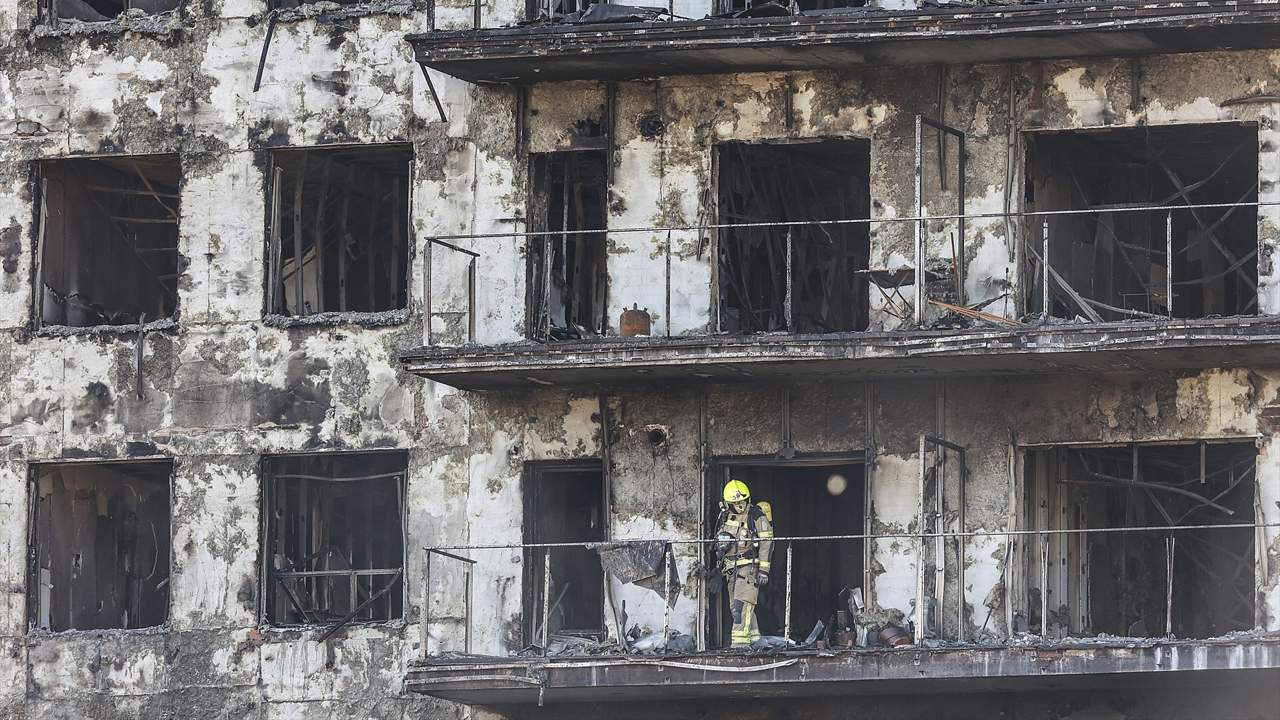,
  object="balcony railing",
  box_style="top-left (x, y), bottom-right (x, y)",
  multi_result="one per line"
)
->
top-left (407, 193), bottom-right (1280, 389)
top-left (418, 521), bottom-right (1273, 660)
top-left (424, 199), bottom-right (1272, 340)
